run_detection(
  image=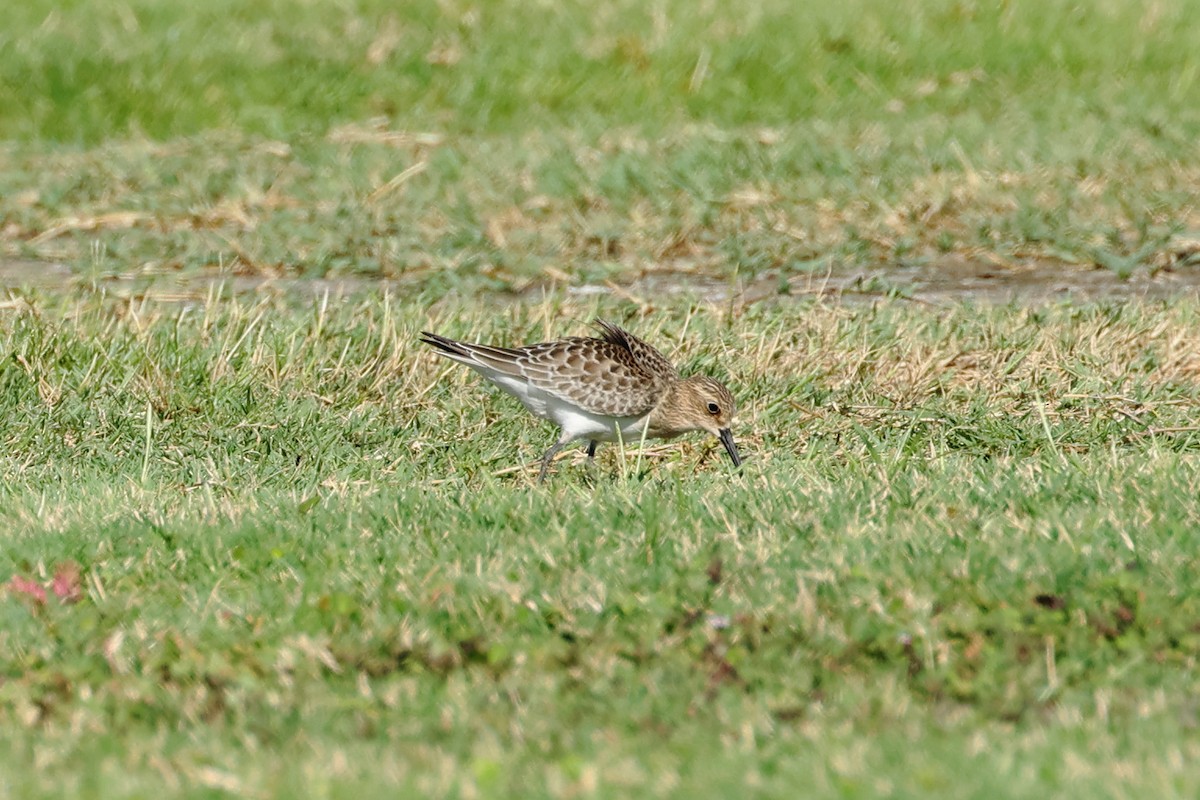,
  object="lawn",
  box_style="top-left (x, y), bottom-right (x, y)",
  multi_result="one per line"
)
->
top-left (4, 1), bottom-right (1200, 798)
